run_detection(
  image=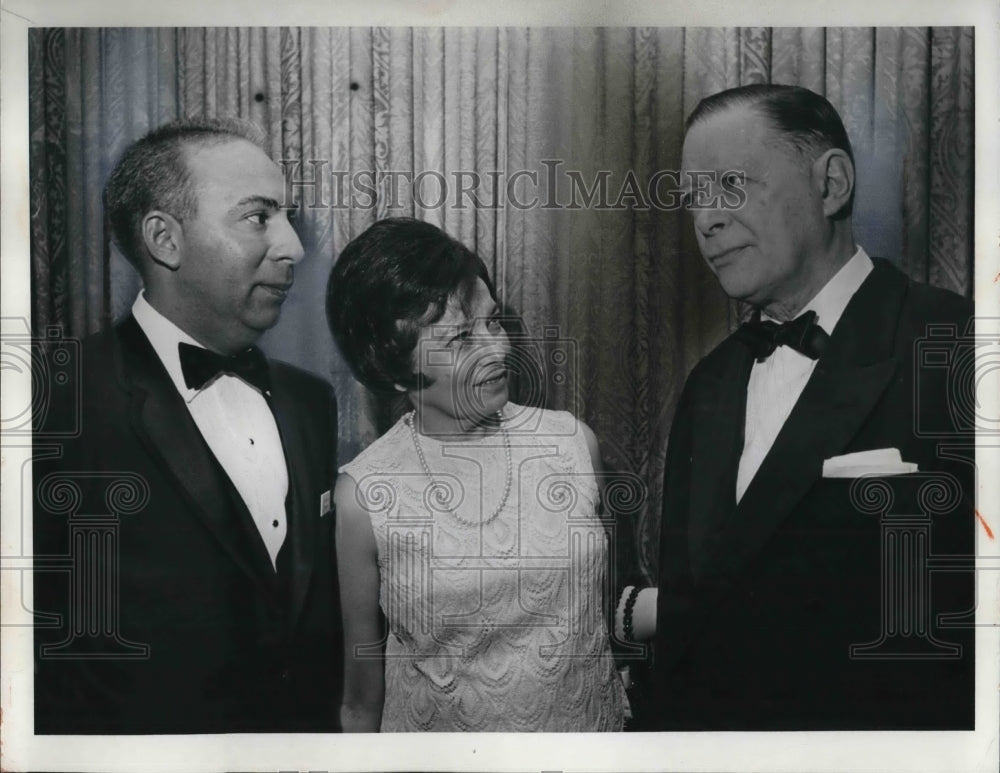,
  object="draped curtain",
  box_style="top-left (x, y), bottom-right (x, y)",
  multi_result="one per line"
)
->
top-left (29, 27), bottom-right (975, 578)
